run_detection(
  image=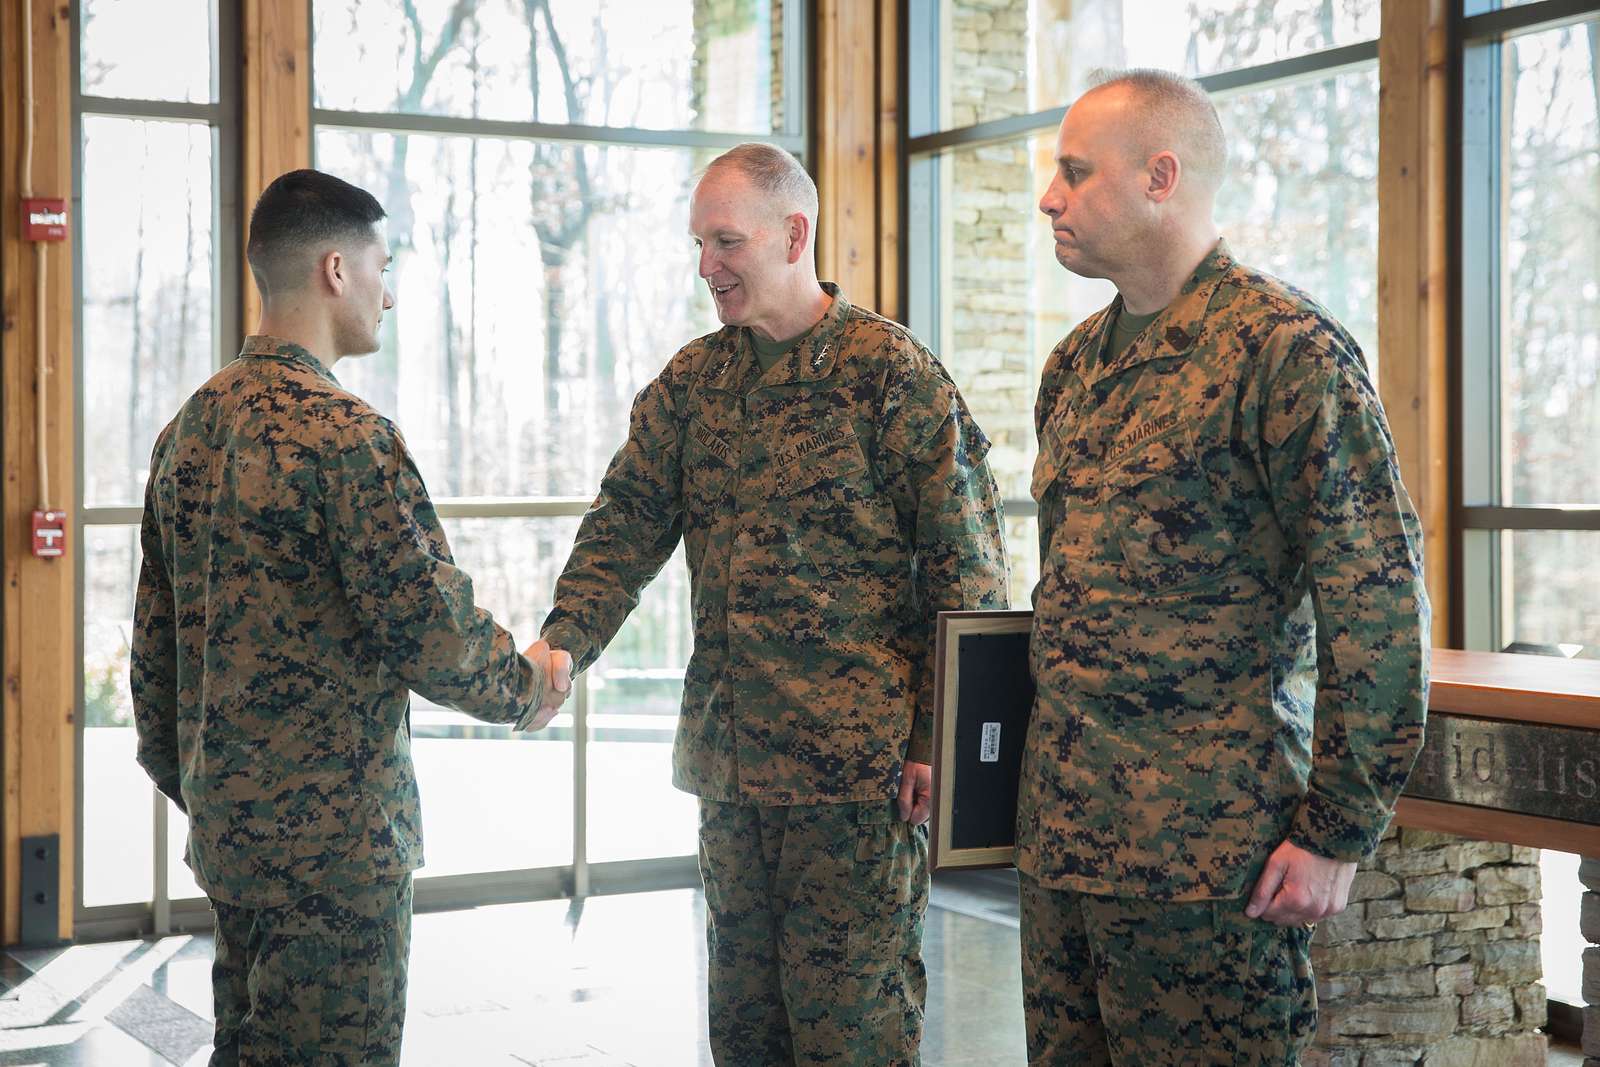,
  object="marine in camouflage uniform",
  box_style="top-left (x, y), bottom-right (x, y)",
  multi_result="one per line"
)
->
top-left (1019, 74), bottom-right (1429, 1066)
top-left (132, 332), bottom-right (551, 1066)
top-left (542, 249), bottom-right (1007, 1062)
